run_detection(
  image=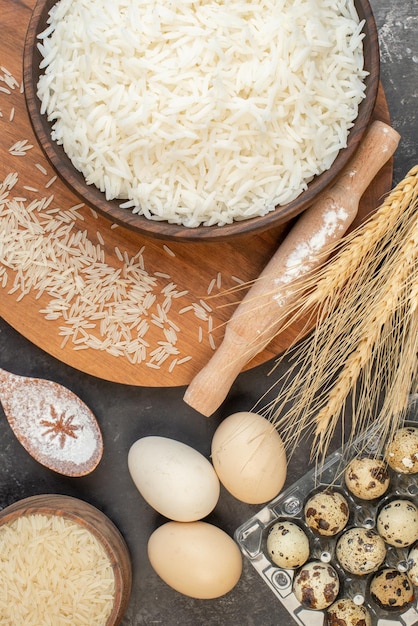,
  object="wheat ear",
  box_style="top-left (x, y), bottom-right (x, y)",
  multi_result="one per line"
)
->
top-left (260, 165), bottom-right (418, 461)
